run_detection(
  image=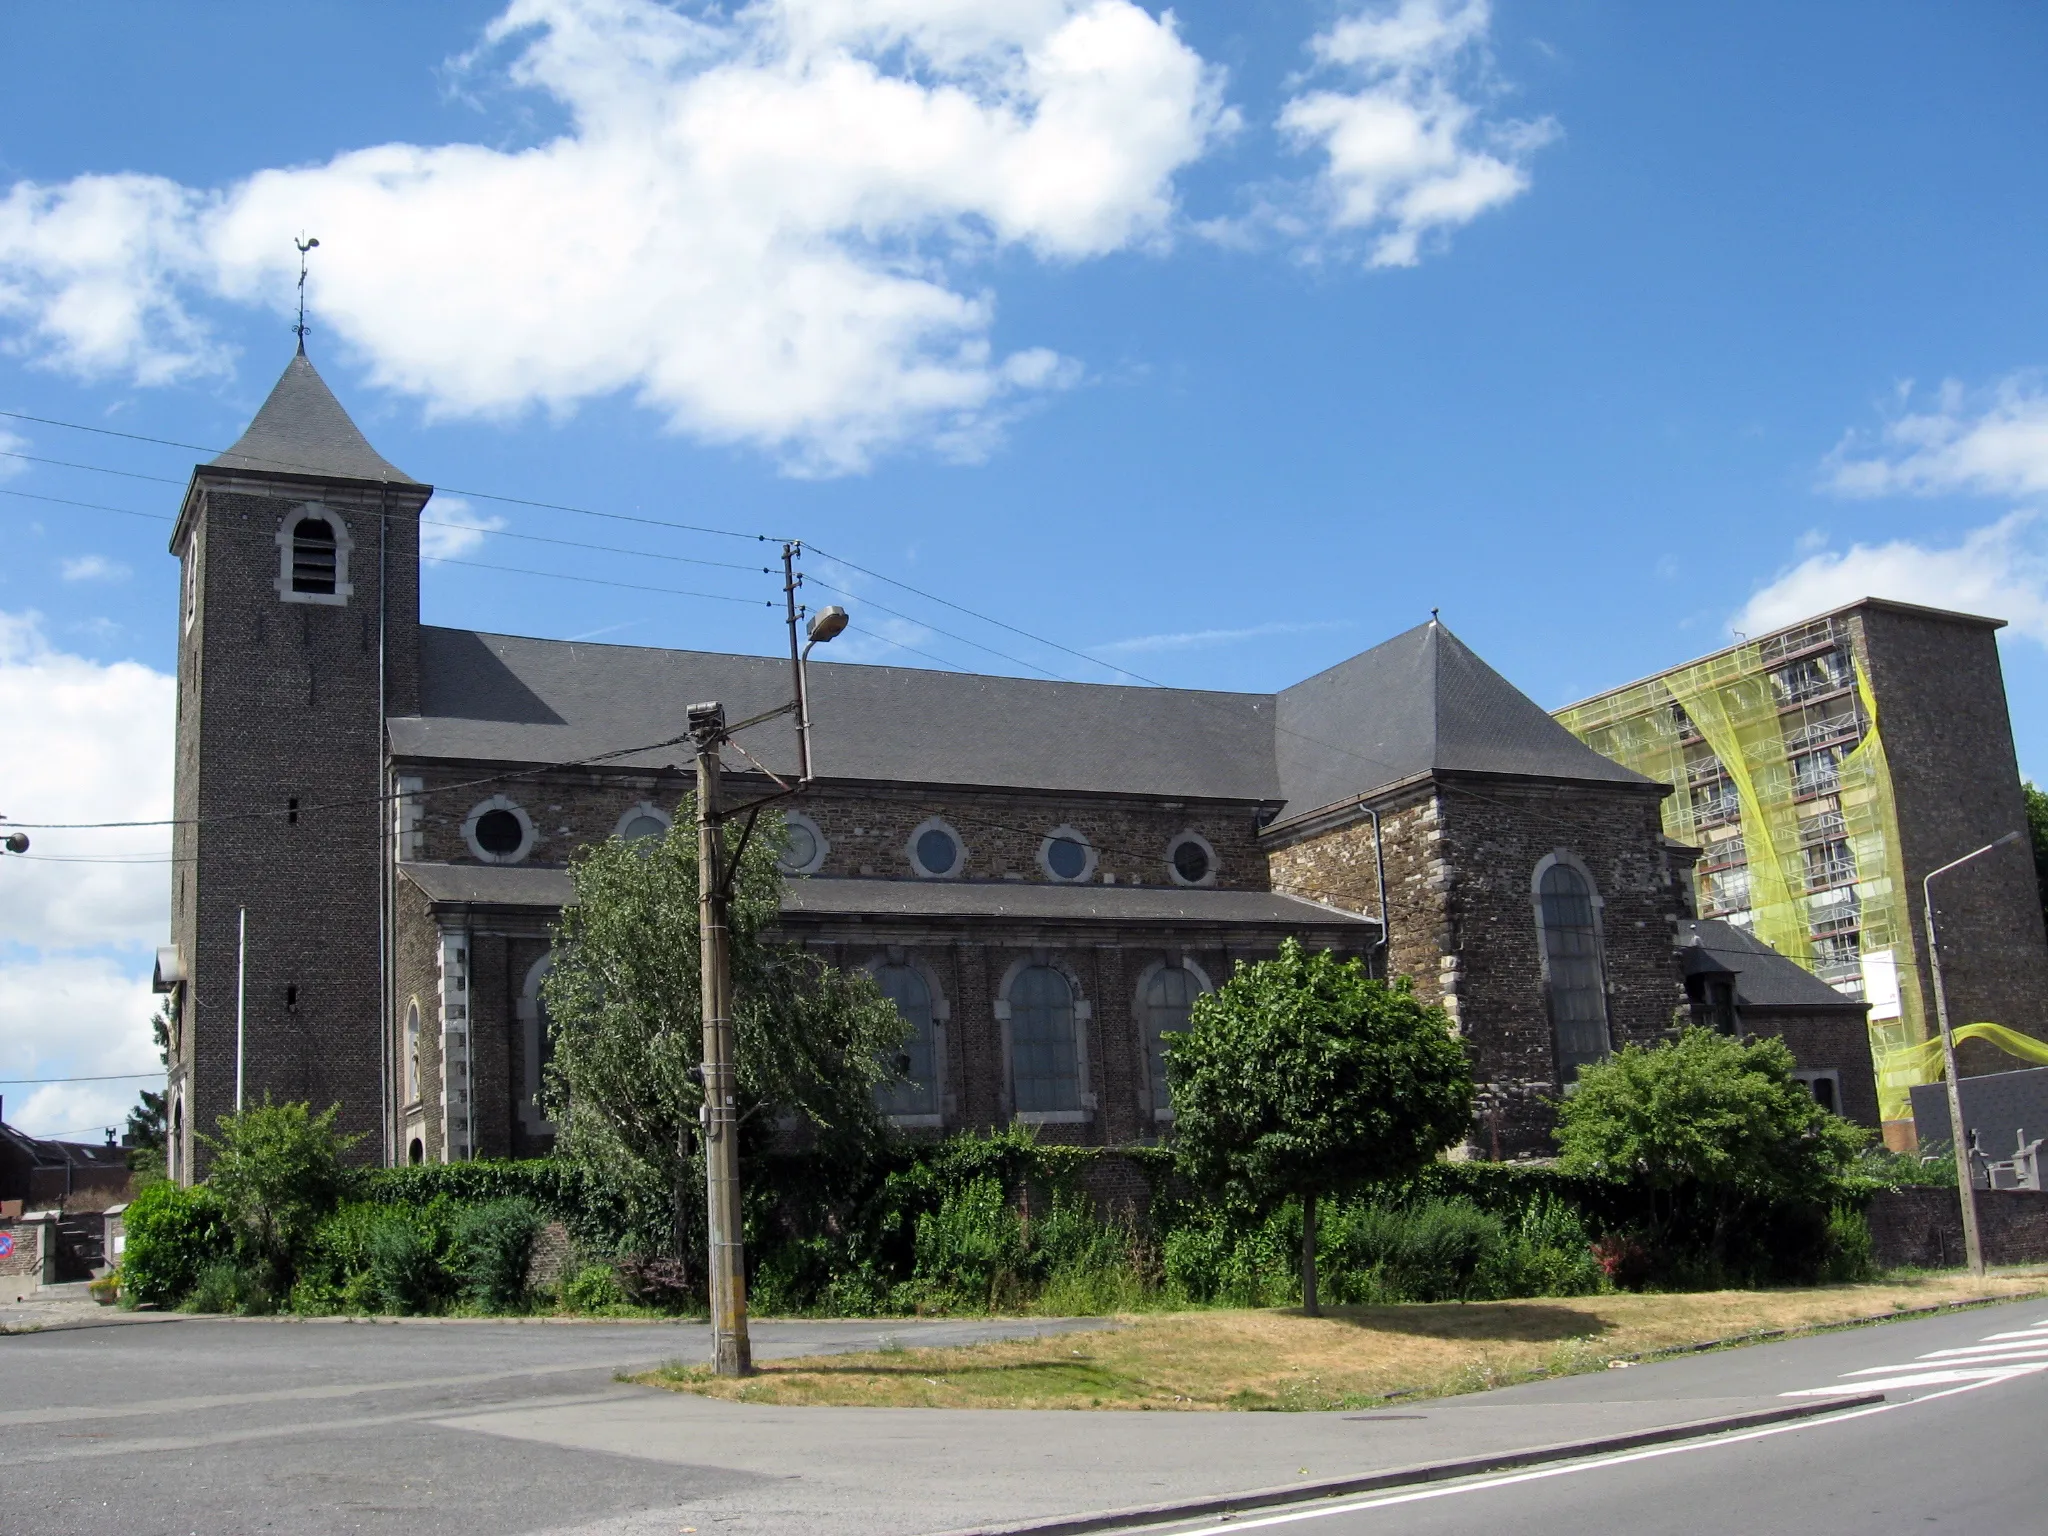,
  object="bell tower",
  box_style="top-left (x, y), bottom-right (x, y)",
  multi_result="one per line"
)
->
top-left (165, 349), bottom-right (432, 1178)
